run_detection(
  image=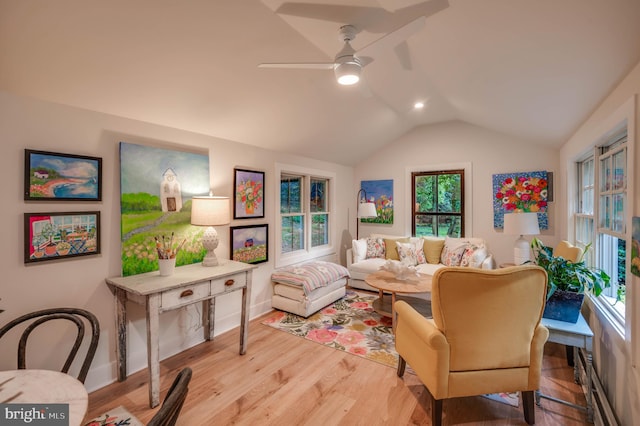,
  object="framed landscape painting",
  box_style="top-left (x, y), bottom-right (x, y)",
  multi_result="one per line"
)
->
top-left (119, 142), bottom-right (210, 276)
top-left (234, 168), bottom-right (265, 219)
top-left (24, 211), bottom-right (100, 263)
top-left (24, 149), bottom-right (102, 201)
top-left (230, 224), bottom-right (268, 264)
